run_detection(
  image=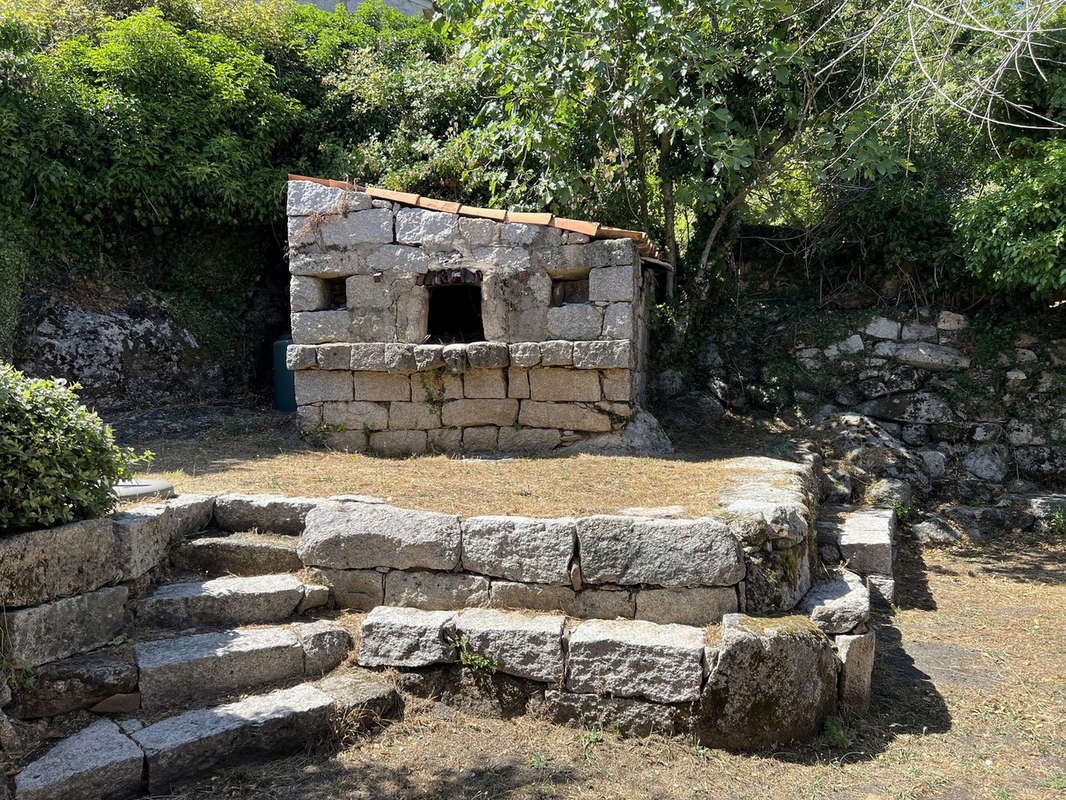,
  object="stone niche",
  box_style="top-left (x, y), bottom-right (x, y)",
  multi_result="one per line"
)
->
top-left (286, 178), bottom-right (664, 454)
